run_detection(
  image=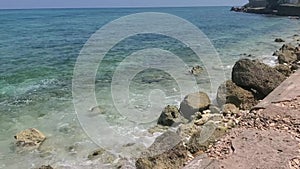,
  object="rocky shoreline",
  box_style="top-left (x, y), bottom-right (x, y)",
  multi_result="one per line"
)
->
top-left (12, 38), bottom-right (300, 168)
